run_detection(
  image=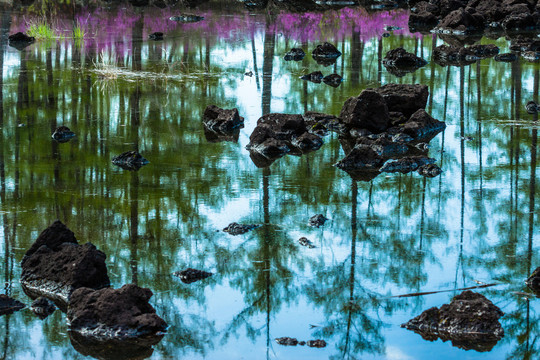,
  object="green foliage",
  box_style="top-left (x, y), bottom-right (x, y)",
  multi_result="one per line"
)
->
top-left (73, 25), bottom-right (85, 41)
top-left (26, 19), bottom-right (60, 40)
